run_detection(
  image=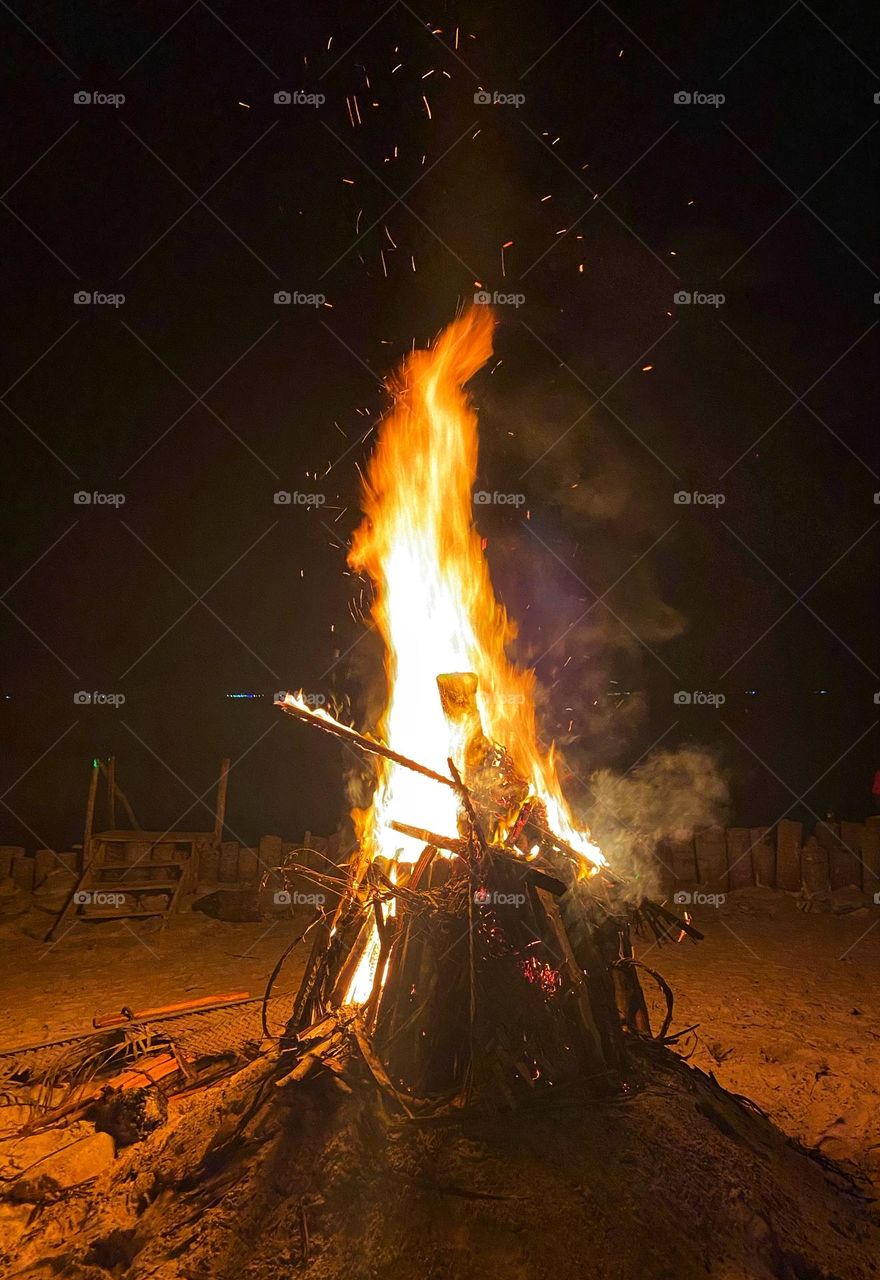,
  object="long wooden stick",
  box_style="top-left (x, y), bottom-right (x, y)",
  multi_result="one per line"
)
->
top-left (214, 756), bottom-right (230, 841)
top-left (389, 821), bottom-right (464, 856)
top-left (97, 761), bottom-right (140, 830)
top-left (106, 755), bottom-right (116, 828)
top-left (82, 758), bottom-right (99, 870)
top-left (277, 697), bottom-right (458, 790)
